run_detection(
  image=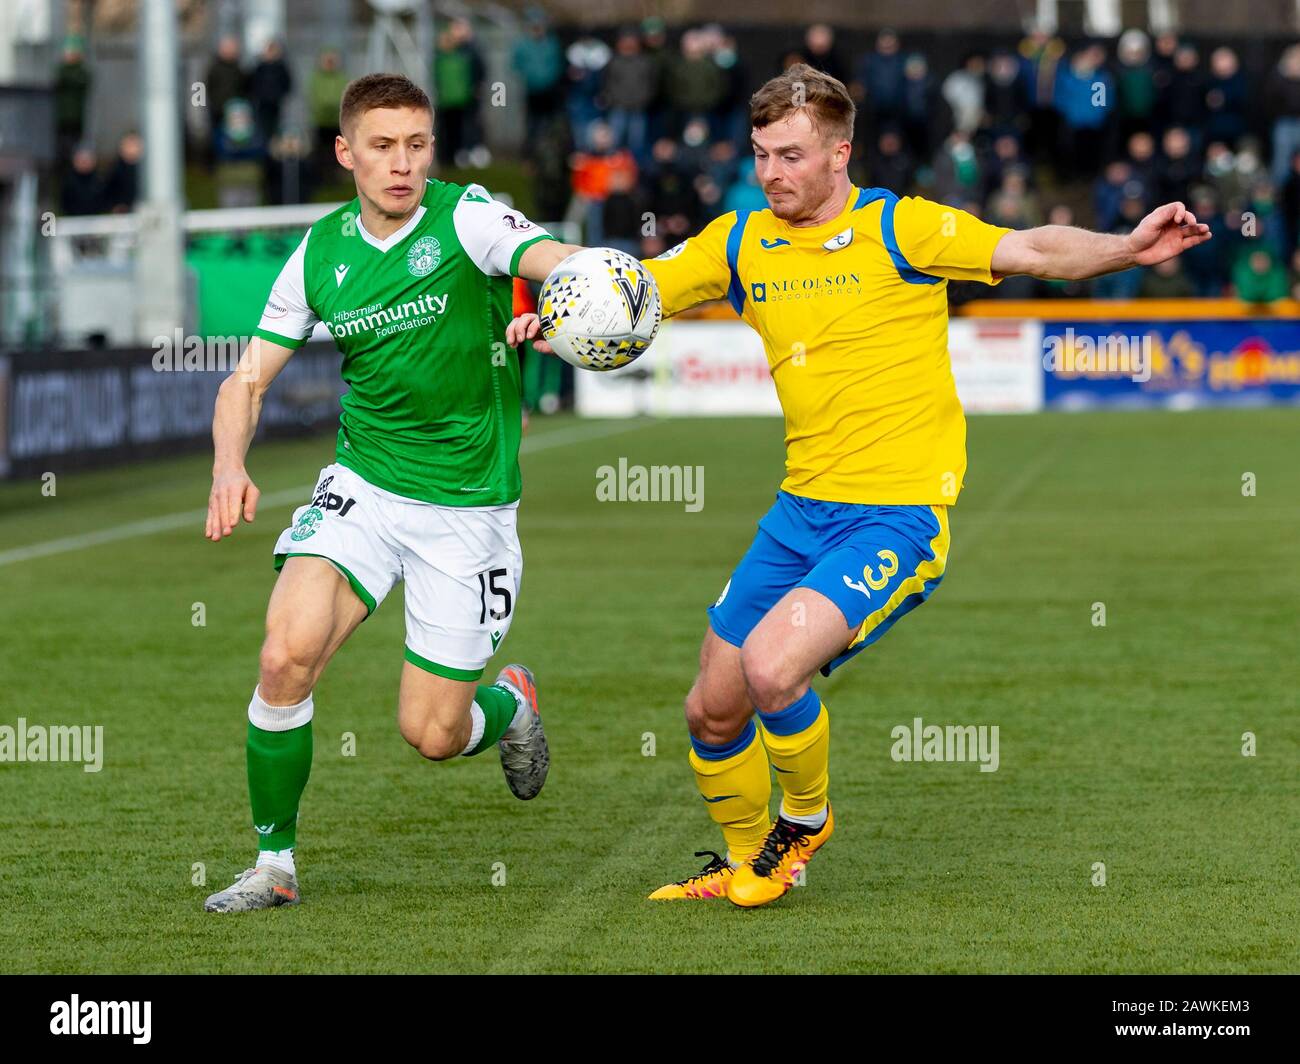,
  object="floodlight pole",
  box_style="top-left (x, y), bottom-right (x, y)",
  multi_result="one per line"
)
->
top-left (136, 0), bottom-right (186, 344)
